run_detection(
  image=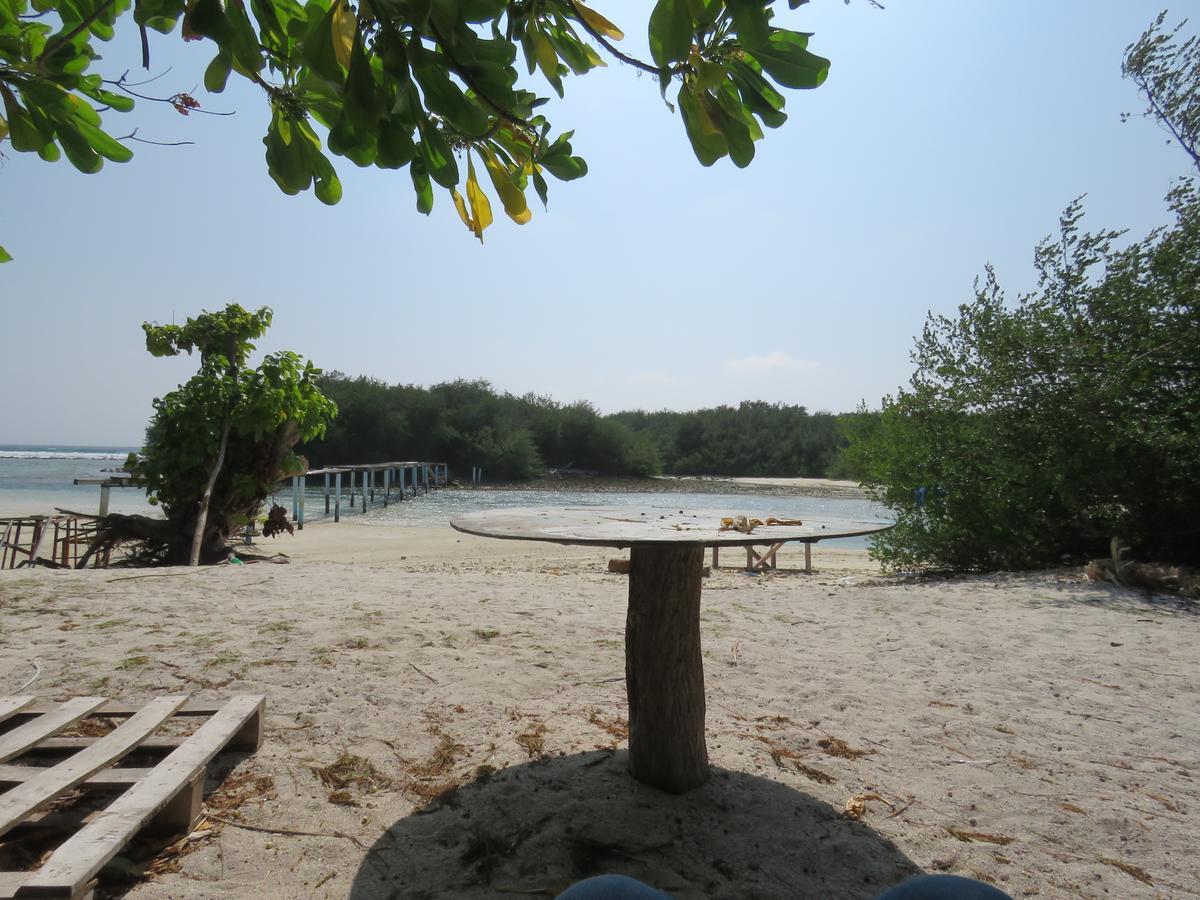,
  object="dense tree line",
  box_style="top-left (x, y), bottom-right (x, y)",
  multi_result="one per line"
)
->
top-left (300, 376), bottom-right (660, 480)
top-left (612, 403), bottom-right (851, 477)
top-left (301, 377), bottom-right (858, 481)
